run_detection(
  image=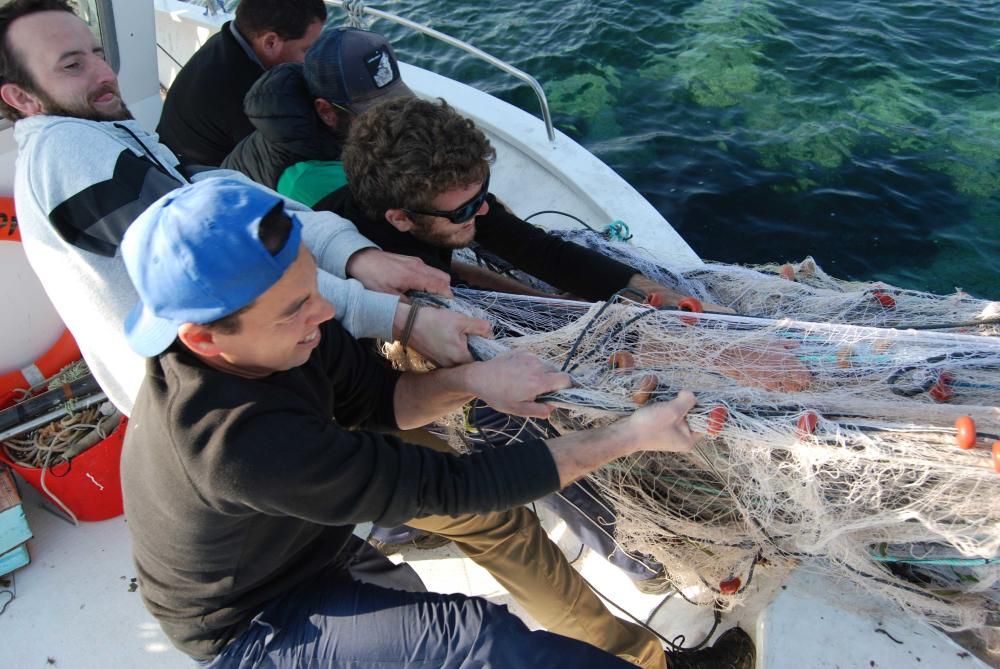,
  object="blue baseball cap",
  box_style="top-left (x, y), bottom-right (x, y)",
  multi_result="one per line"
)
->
top-left (122, 177), bottom-right (302, 357)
